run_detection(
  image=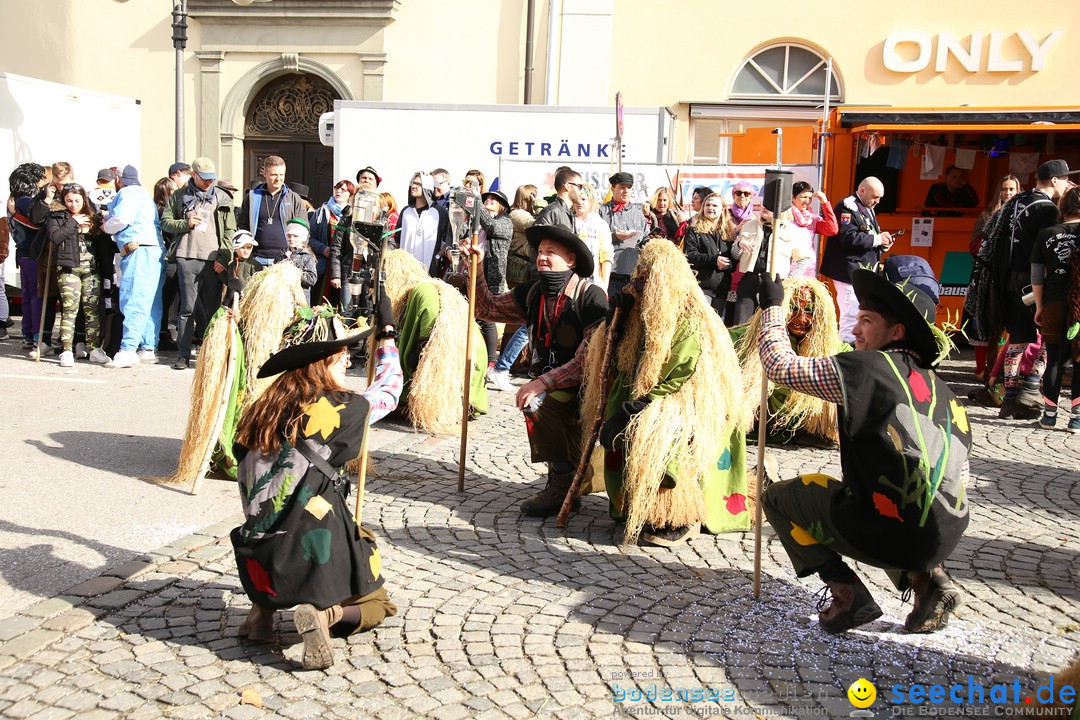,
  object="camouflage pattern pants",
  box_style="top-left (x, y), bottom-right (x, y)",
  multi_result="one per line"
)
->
top-left (57, 254), bottom-right (101, 352)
